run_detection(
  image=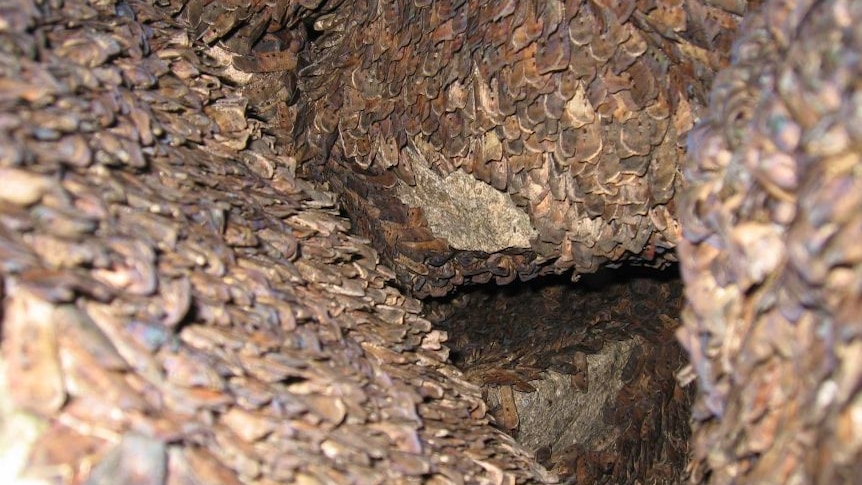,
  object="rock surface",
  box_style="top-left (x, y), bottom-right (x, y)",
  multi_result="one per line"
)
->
top-left (286, 0), bottom-right (745, 296)
top-left (428, 270), bottom-right (691, 483)
top-left (1, 0), bottom-right (862, 484)
top-left (0, 0), bottom-right (549, 483)
top-left (679, 0), bottom-right (862, 482)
